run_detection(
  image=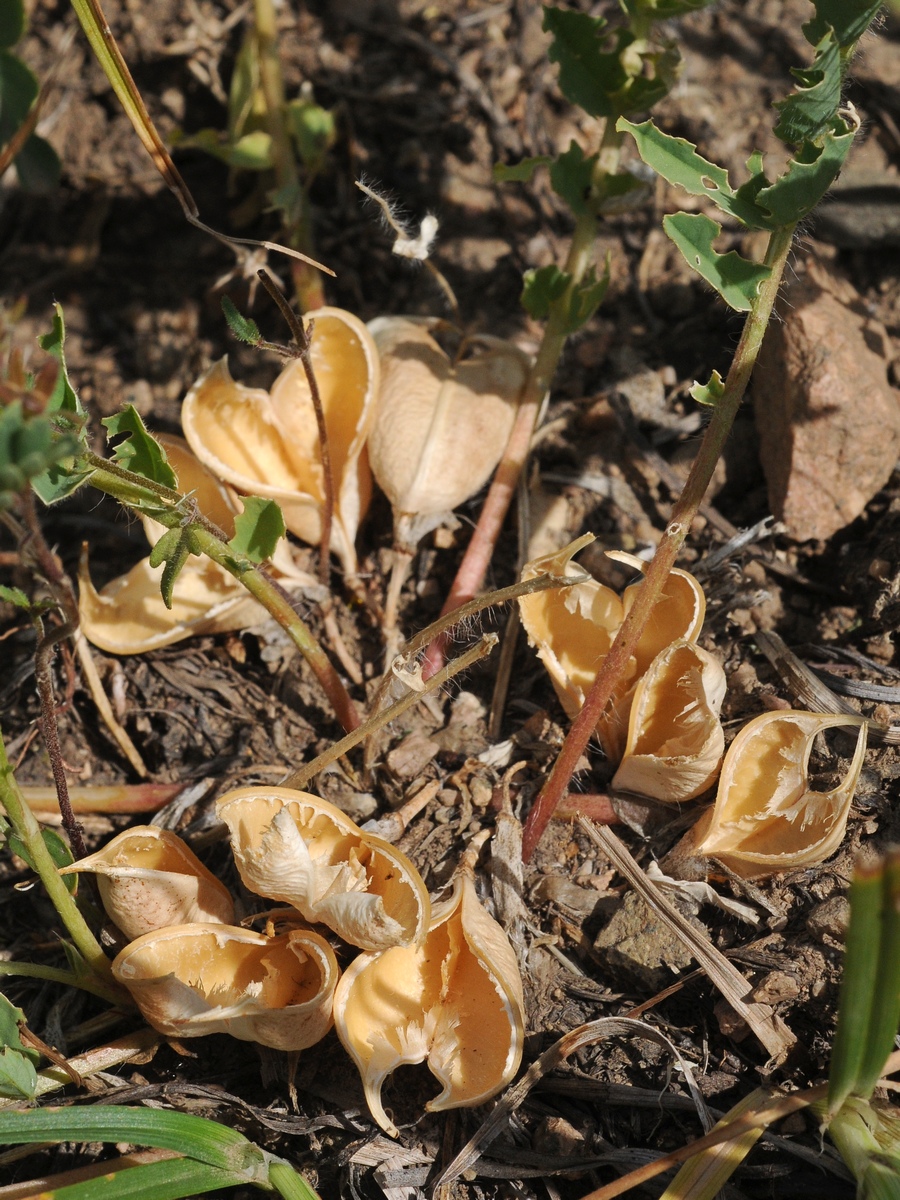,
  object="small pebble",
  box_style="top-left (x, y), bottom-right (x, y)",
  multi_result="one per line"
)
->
top-left (807, 896), bottom-right (850, 943)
